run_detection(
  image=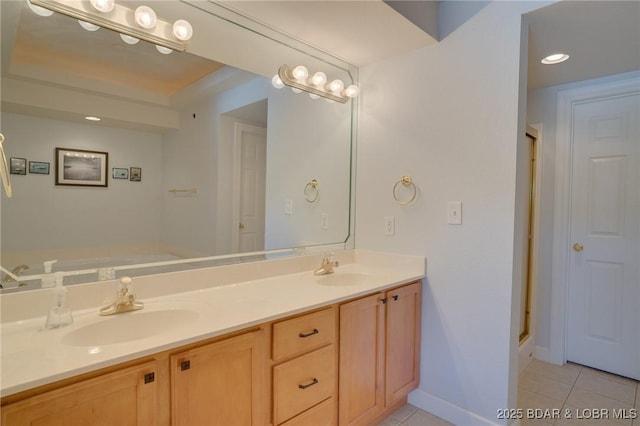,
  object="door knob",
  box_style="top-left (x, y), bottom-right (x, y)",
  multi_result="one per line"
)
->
top-left (573, 243), bottom-right (584, 252)
top-left (239, 223), bottom-right (245, 229)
